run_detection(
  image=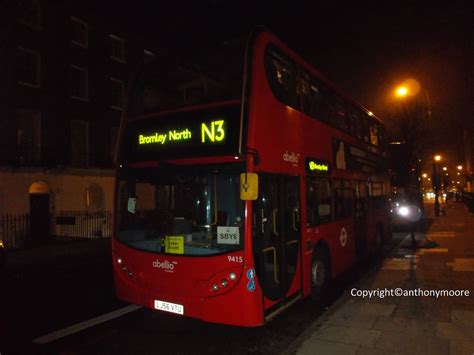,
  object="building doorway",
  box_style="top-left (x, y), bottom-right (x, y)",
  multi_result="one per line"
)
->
top-left (29, 181), bottom-right (50, 243)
